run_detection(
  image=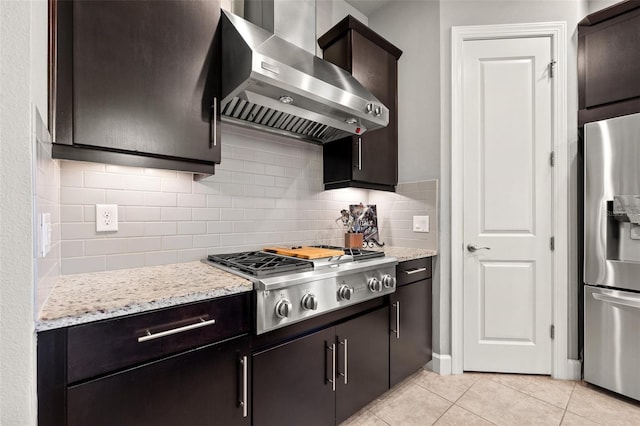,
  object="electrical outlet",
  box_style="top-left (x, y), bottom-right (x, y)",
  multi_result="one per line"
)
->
top-left (96, 204), bottom-right (118, 232)
top-left (413, 215), bottom-right (429, 233)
